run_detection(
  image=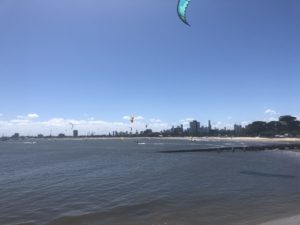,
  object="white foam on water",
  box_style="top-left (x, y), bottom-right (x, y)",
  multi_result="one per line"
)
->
top-left (273, 149), bottom-right (300, 159)
top-left (23, 142), bottom-right (37, 145)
